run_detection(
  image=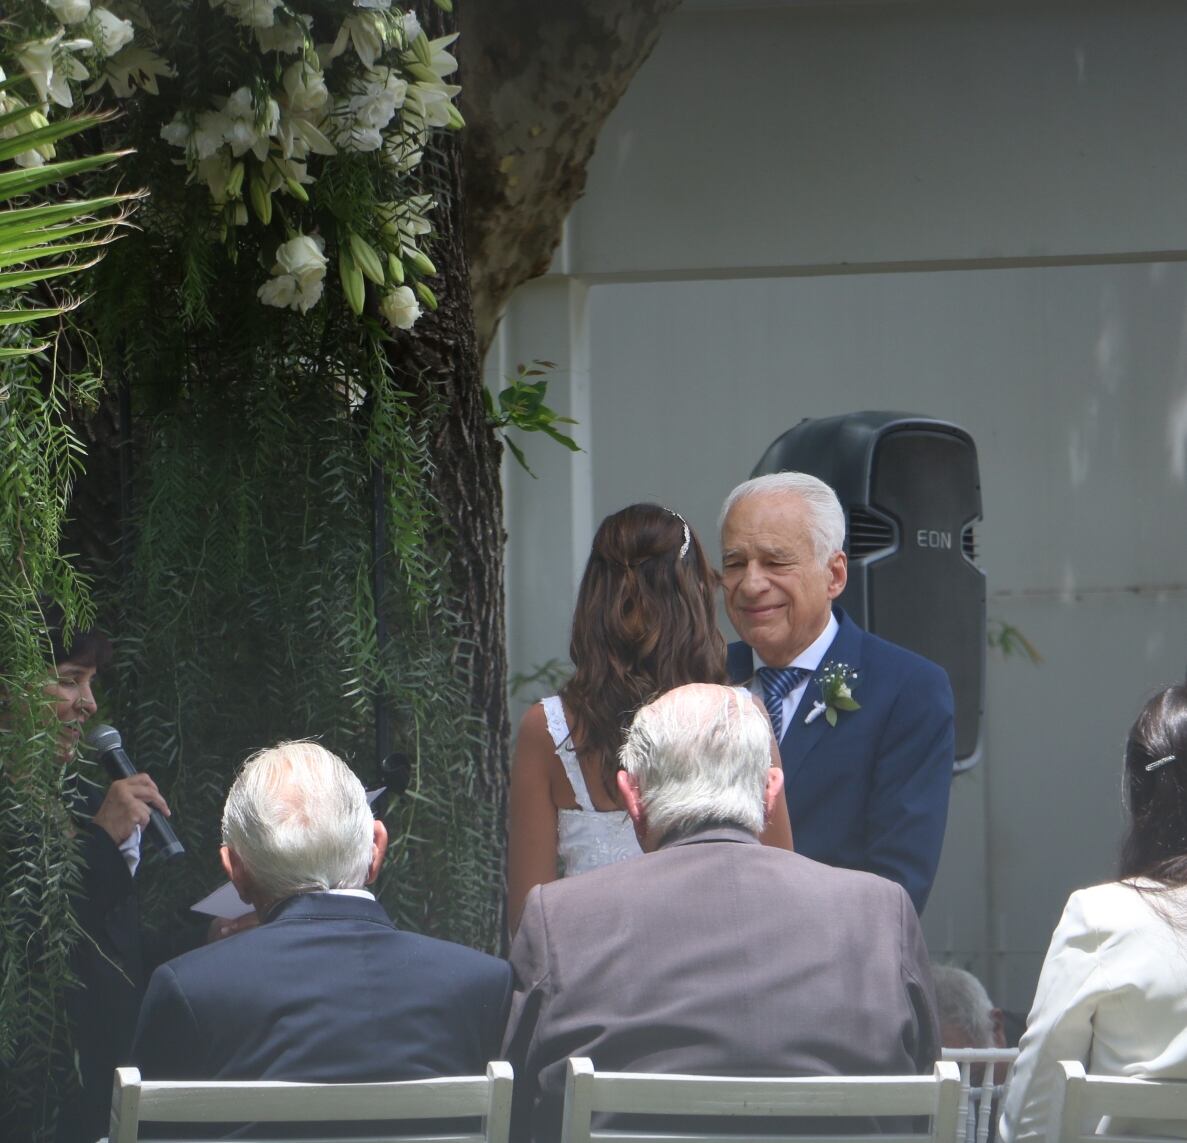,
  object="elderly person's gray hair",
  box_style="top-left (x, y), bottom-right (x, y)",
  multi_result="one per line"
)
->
top-left (933, 965), bottom-right (997, 1047)
top-left (718, 472), bottom-right (845, 565)
top-left (620, 684), bottom-right (772, 841)
top-left (222, 740), bottom-right (374, 903)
